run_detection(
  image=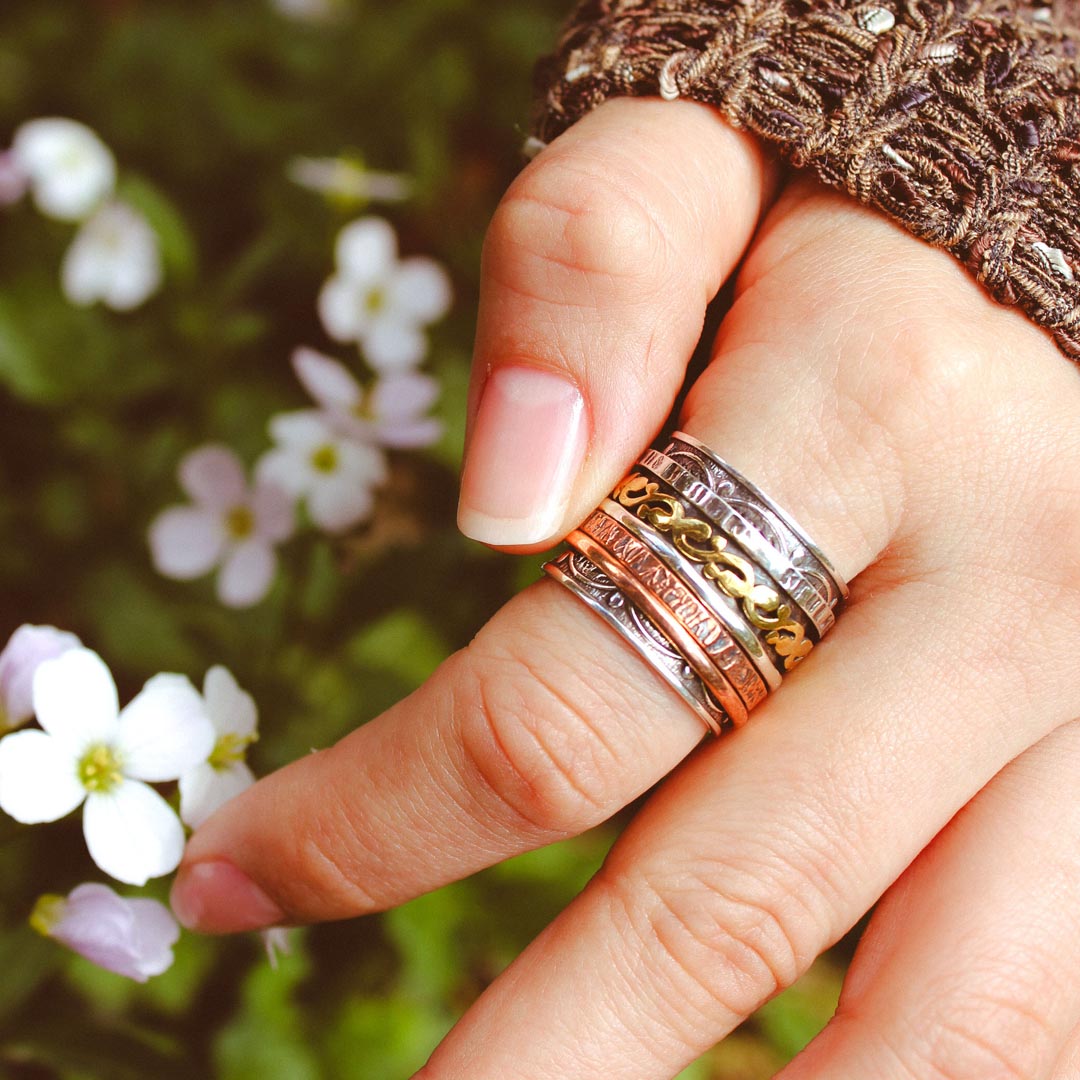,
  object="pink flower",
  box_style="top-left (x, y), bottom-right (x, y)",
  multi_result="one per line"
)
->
top-left (32, 883), bottom-right (179, 982)
top-left (292, 347), bottom-right (442, 449)
top-left (0, 624), bottom-right (82, 730)
top-left (0, 151), bottom-right (29, 207)
top-left (149, 445), bottom-right (295, 608)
